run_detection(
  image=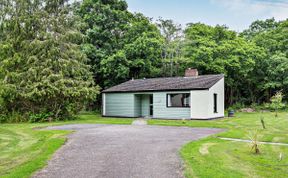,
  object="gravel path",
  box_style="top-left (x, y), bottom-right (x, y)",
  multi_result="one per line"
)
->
top-left (33, 124), bottom-right (223, 178)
